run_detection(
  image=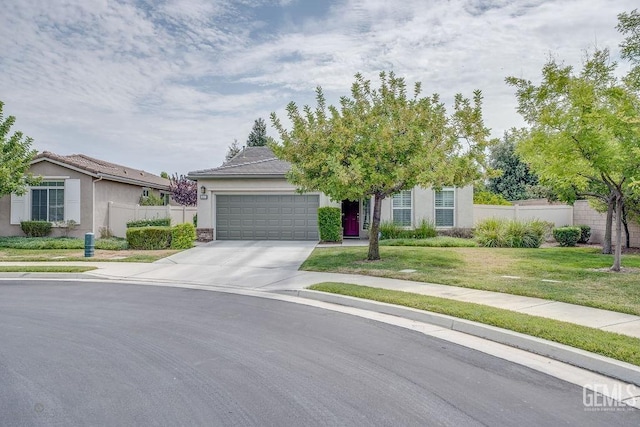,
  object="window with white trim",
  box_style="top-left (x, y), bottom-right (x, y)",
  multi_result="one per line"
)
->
top-left (10, 179), bottom-right (81, 225)
top-left (392, 190), bottom-right (412, 227)
top-left (435, 188), bottom-right (455, 227)
top-left (31, 181), bottom-right (65, 222)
